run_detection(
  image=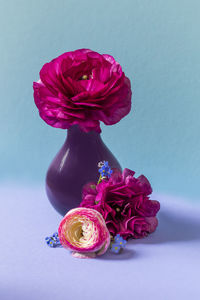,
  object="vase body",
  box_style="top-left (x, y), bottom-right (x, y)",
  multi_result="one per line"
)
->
top-left (46, 125), bottom-right (121, 216)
